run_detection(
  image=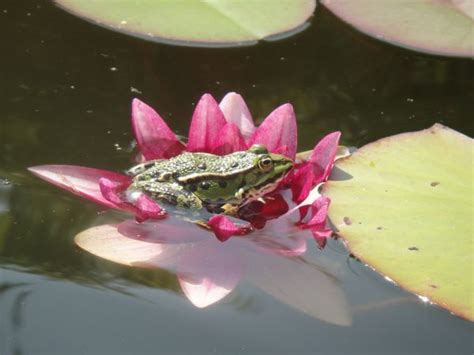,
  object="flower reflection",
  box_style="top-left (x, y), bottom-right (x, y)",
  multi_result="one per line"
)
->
top-left (75, 214), bottom-right (351, 326)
